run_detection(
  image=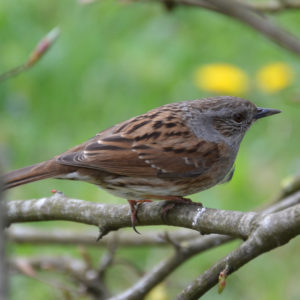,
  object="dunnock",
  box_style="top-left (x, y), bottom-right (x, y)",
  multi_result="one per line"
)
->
top-left (3, 96), bottom-right (281, 232)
